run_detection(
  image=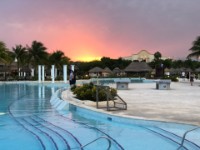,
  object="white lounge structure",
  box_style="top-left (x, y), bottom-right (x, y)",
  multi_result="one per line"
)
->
top-left (37, 64), bottom-right (68, 83)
